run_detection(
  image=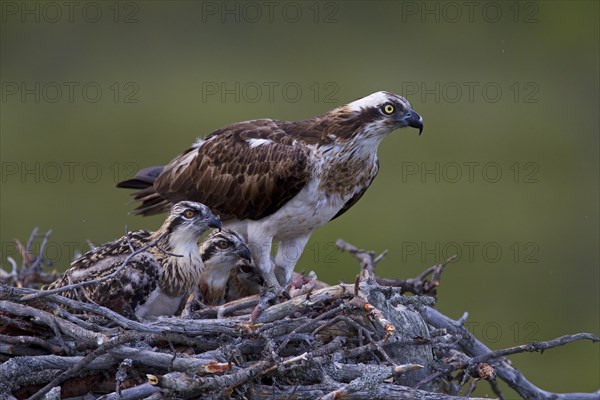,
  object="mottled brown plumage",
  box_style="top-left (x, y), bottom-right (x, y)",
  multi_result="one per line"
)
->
top-left (45, 201), bottom-right (221, 320)
top-left (125, 120), bottom-right (312, 219)
top-left (118, 105), bottom-right (403, 220)
top-left (118, 91), bottom-right (423, 298)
